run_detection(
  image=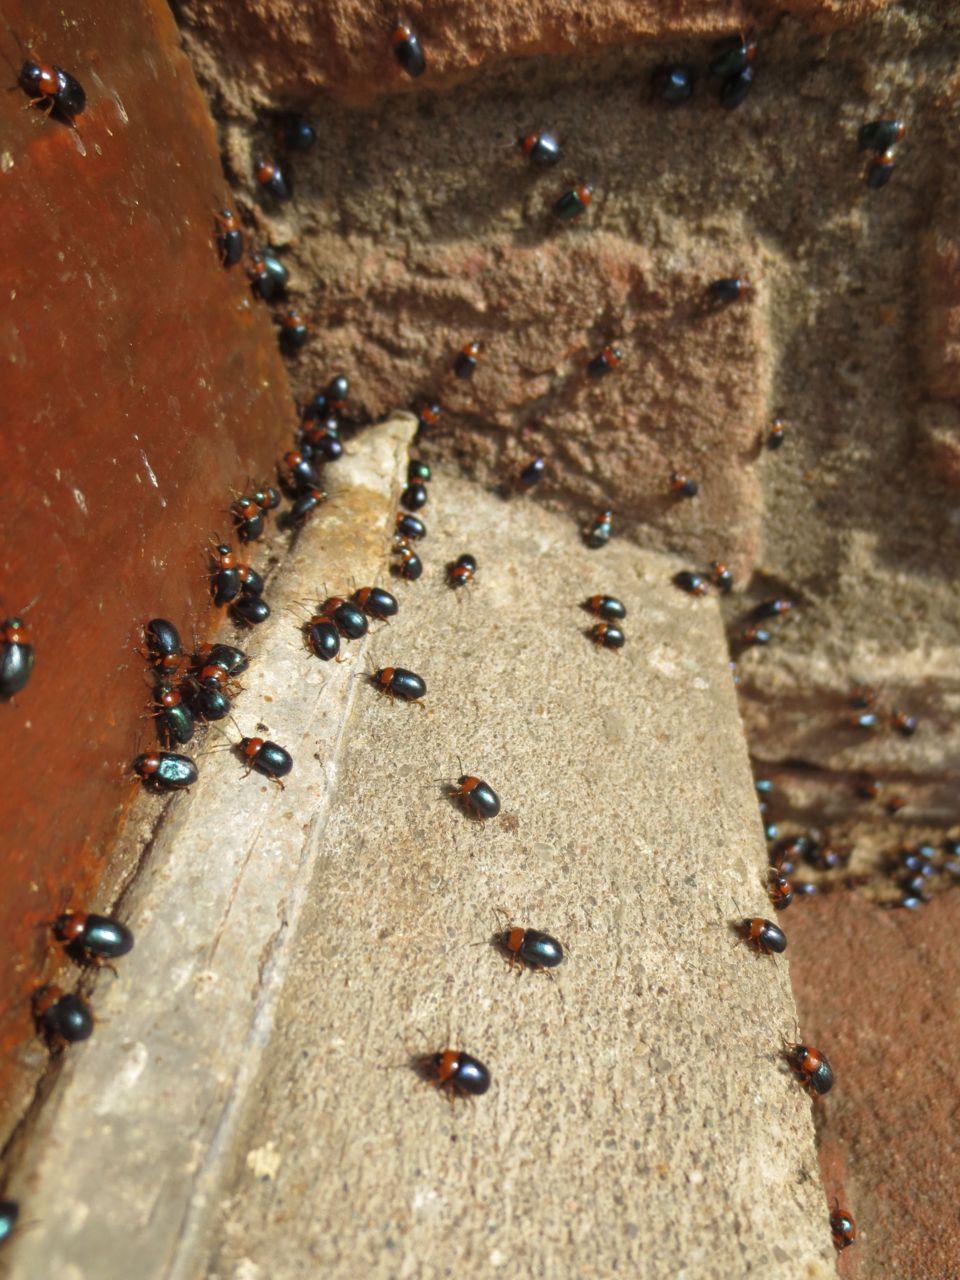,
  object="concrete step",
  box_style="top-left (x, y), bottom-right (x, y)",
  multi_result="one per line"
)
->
top-left (3, 417), bottom-right (834, 1280)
